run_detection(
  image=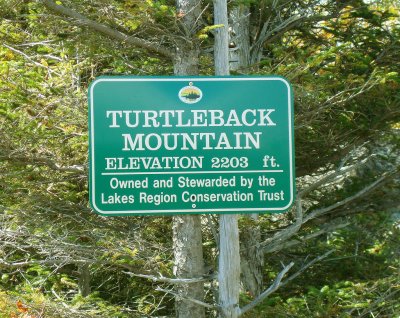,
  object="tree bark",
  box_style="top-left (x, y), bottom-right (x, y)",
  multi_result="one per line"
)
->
top-left (229, 4), bottom-right (251, 71)
top-left (240, 215), bottom-right (264, 297)
top-left (214, 1), bottom-right (241, 317)
top-left (218, 215), bottom-right (241, 318)
top-left (173, 1), bottom-right (205, 317)
top-left (174, 48), bottom-right (200, 75)
top-left (78, 263), bottom-right (91, 297)
top-left (173, 215), bottom-right (205, 318)
top-left (228, 3), bottom-right (264, 297)
top-left (213, 0), bottom-right (230, 76)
